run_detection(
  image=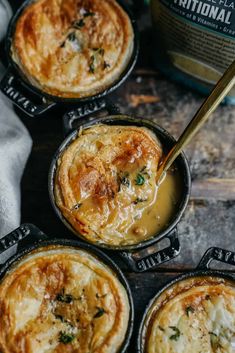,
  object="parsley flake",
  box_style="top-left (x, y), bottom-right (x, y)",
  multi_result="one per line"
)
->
top-left (186, 306), bottom-right (195, 316)
top-left (67, 31), bottom-right (76, 42)
top-left (133, 197), bottom-right (148, 204)
top-left (56, 289), bottom-right (74, 304)
top-left (169, 326), bottom-right (181, 341)
top-left (135, 173), bottom-right (145, 185)
top-left (103, 61), bottom-right (110, 70)
top-left (94, 307), bottom-right (106, 318)
top-left (89, 55), bottom-right (95, 73)
top-left (72, 19), bottom-right (85, 29)
top-left (59, 332), bottom-right (75, 344)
